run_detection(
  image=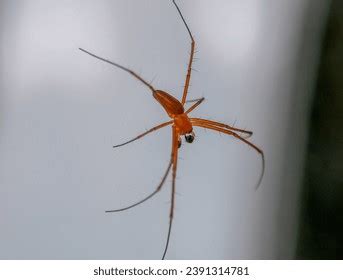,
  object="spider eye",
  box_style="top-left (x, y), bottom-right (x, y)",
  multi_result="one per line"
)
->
top-left (185, 133), bottom-right (195, 143)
